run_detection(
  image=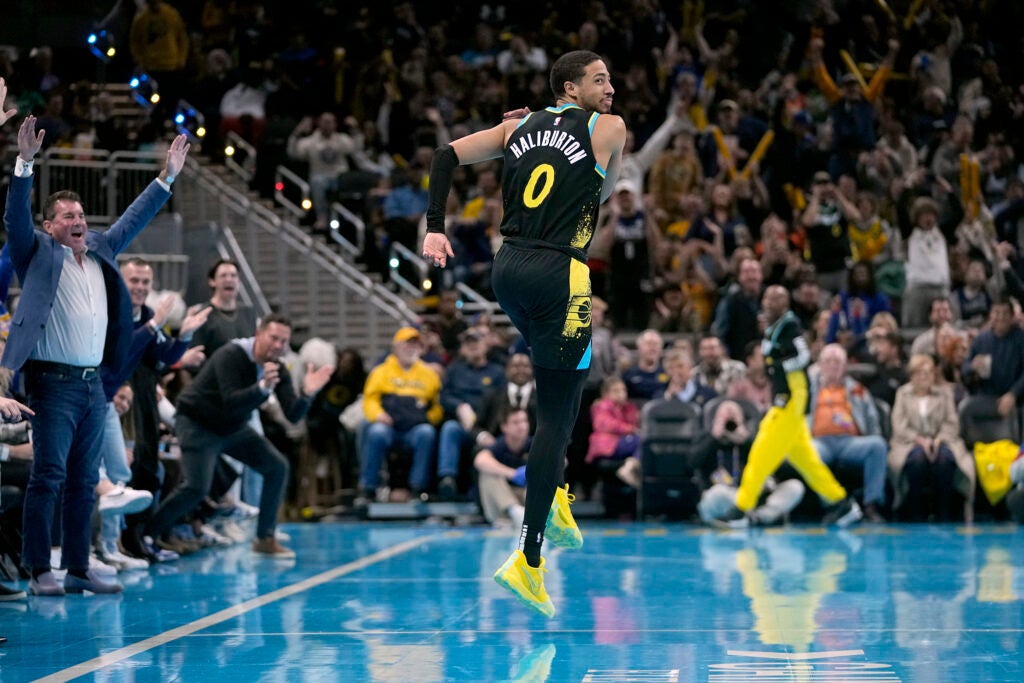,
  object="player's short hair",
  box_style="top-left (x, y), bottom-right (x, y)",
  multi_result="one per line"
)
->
top-left (550, 50), bottom-right (603, 99)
